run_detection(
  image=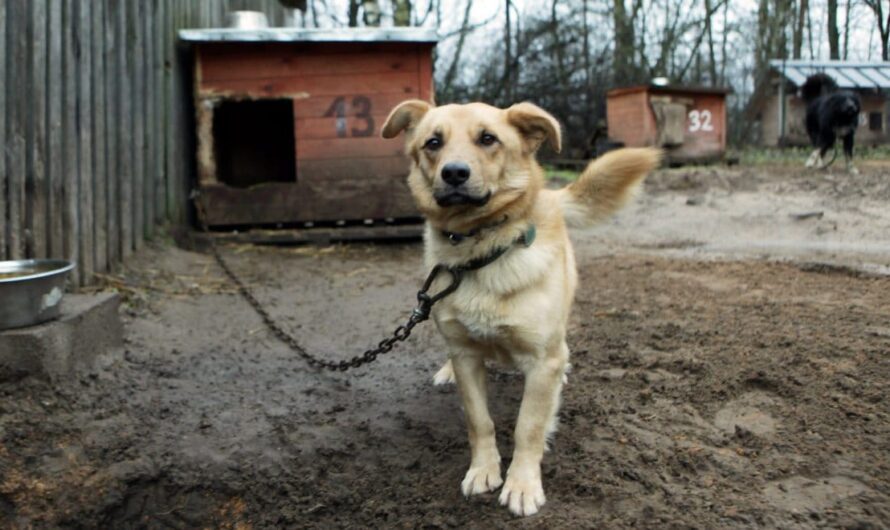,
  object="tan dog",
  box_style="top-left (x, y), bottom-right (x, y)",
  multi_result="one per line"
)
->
top-left (382, 101), bottom-right (660, 516)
